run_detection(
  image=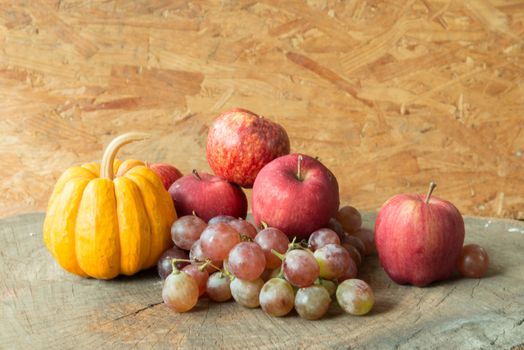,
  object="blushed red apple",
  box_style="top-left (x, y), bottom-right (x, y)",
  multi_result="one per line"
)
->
top-left (149, 163), bottom-right (183, 190)
top-left (168, 170), bottom-right (247, 222)
top-left (252, 153), bottom-right (339, 239)
top-left (375, 183), bottom-right (465, 287)
top-left (206, 108), bottom-right (290, 188)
